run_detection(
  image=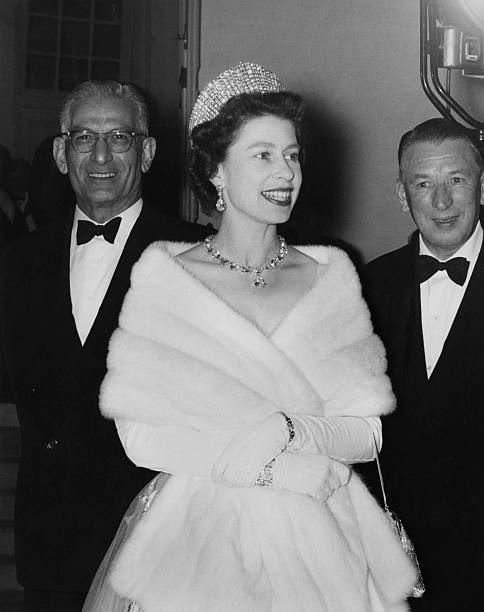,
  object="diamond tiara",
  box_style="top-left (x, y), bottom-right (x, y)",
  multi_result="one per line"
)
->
top-left (188, 62), bottom-right (285, 134)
